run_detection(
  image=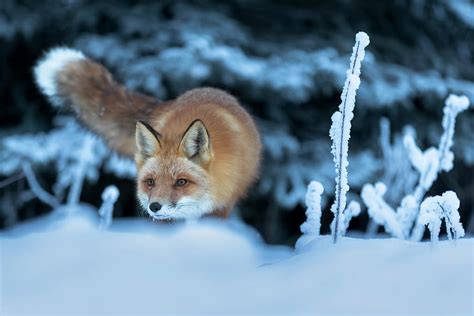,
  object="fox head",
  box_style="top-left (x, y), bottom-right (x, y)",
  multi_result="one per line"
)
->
top-left (135, 120), bottom-right (214, 220)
